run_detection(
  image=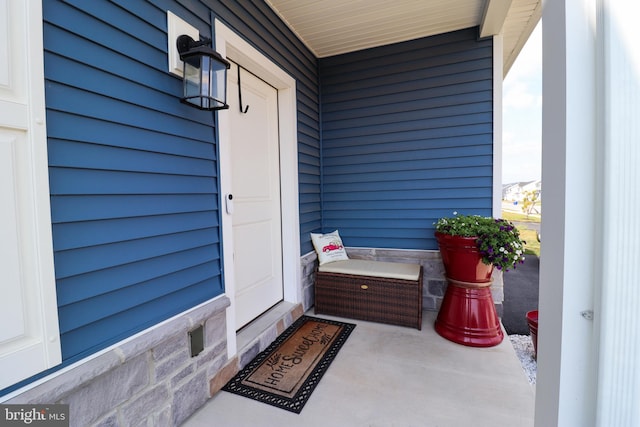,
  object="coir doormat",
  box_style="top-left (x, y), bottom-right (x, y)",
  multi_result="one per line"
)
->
top-left (222, 315), bottom-right (355, 413)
